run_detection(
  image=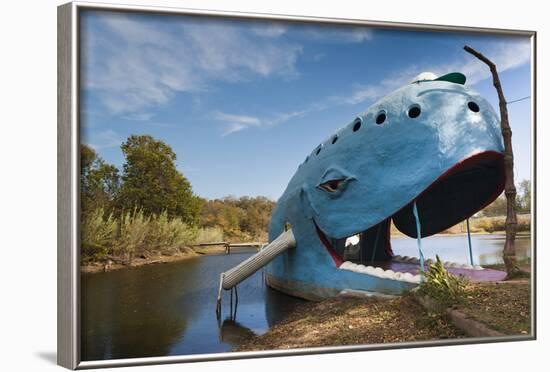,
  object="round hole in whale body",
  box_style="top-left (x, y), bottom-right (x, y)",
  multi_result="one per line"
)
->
top-left (315, 146), bottom-right (322, 155)
top-left (375, 110), bottom-right (386, 125)
top-left (468, 101), bottom-right (480, 112)
top-left (352, 119), bottom-right (362, 132)
top-left (407, 104), bottom-right (421, 118)
top-left (331, 135), bottom-right (338, 144)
